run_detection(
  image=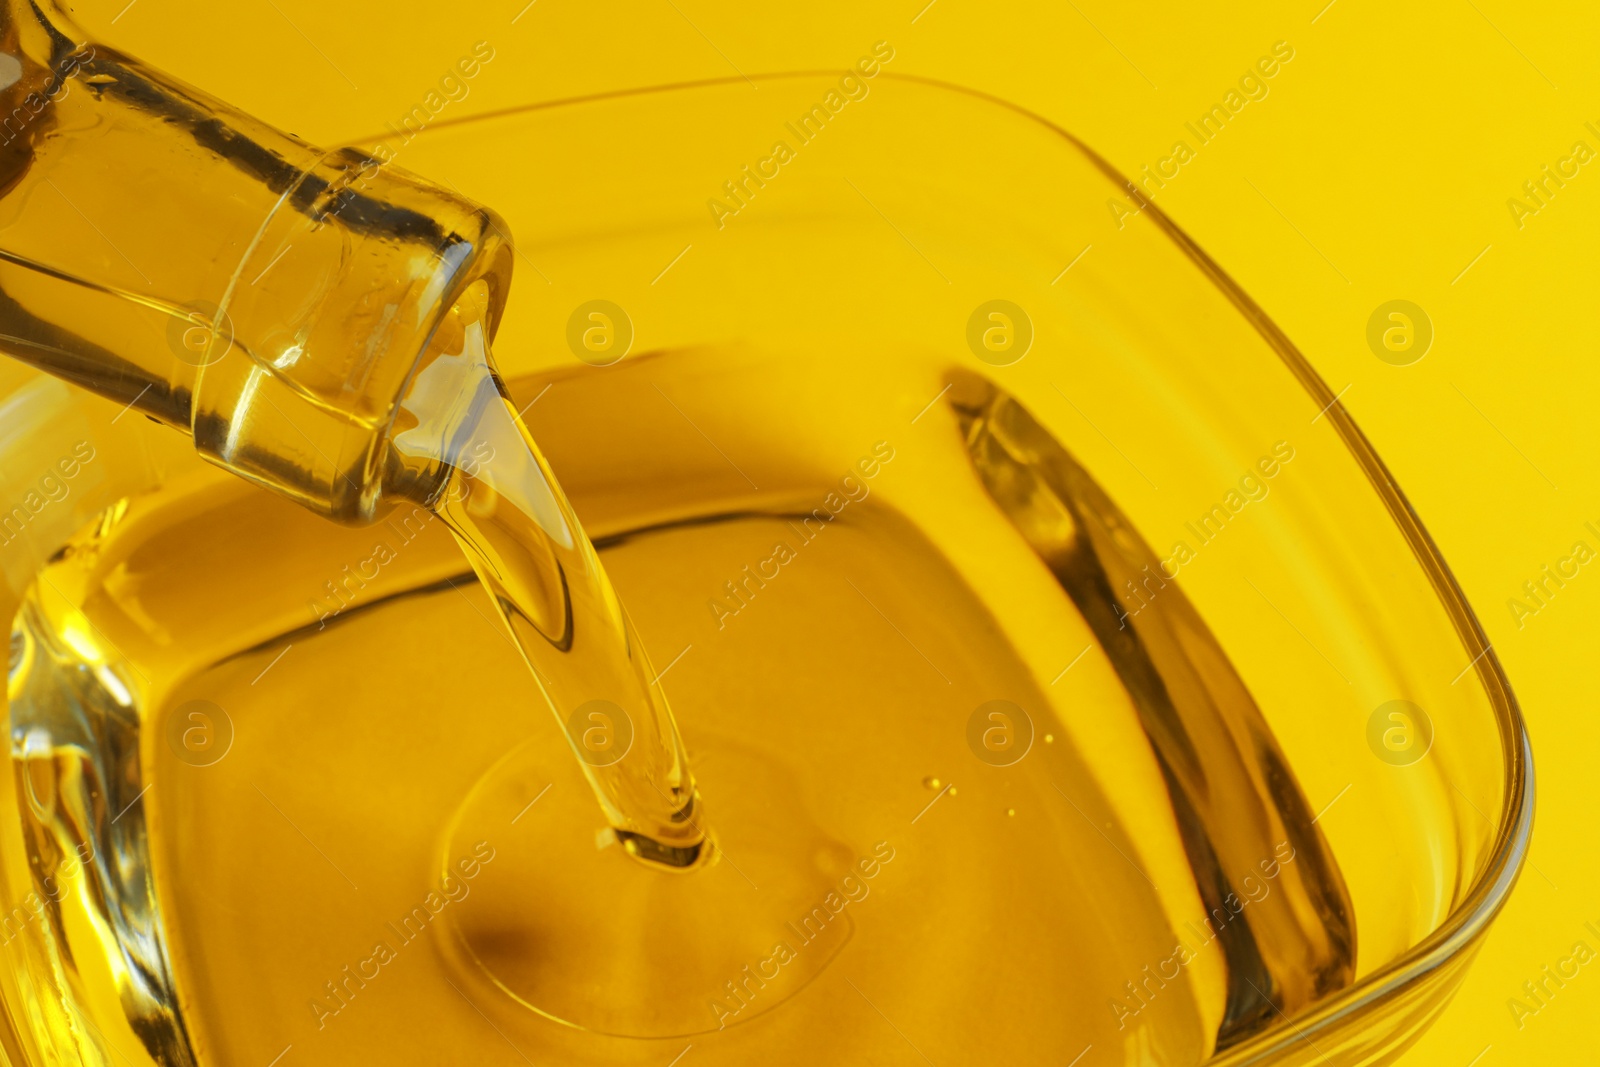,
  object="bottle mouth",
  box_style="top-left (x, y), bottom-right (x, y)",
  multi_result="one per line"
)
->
top-left (190, 152), bottom-right (514, 526)
top-left (377, 278), bottom-right (509, 516)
